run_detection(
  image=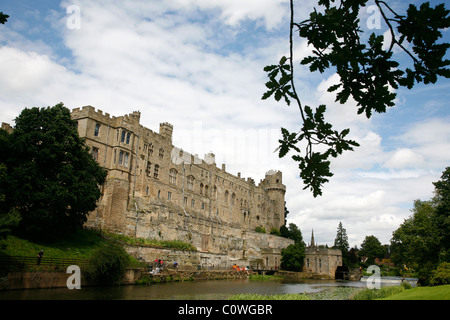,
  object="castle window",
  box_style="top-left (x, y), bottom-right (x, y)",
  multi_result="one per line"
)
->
top-left (118, 151), bottom-right (129, 166)
top-left (121, 130), bottom-right (131, 144)
top-left (154, 164), bottom-right (159, 179)
top-left (157, 190), bottom-right (161, 199)
top-left (159, 148), bottom-right (164, 159)
top-left (187, 176), bottom-right (194, 191)
top-left (168, 191), bottom-right (172, 200)
top-left (191, 199), bottom-right (195, 208)
top-left (169, 169), bottom-right (177, 185)
top-left (200, 183), bottom-right (204, 195)
top-left (319, 259), bottom-right (322, 269)
top-left (184, 197), bottom-right (188, 205)
top-left (148, 143), bottom-right (153, 156)
top-left (205, 185), bottom-right (209, 197)
top-left (201, 202), bottom-right (205, 210)
top-left (124, 152), bottom-right (129, 167)
top-left (146, 161), bottom-right (151, 177)
top-left (231, 193), bottom-right (236, 205)
top-left (94, 123), bottom-right (100, 137)
top-left (213, 186), bottom-right (217, 199)
top-left (119, 151), bottom-right (124, 165)
top-left (224, 190), bottom-right (229, 203)
top-left (92, 147), bottom-right (99, 161)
